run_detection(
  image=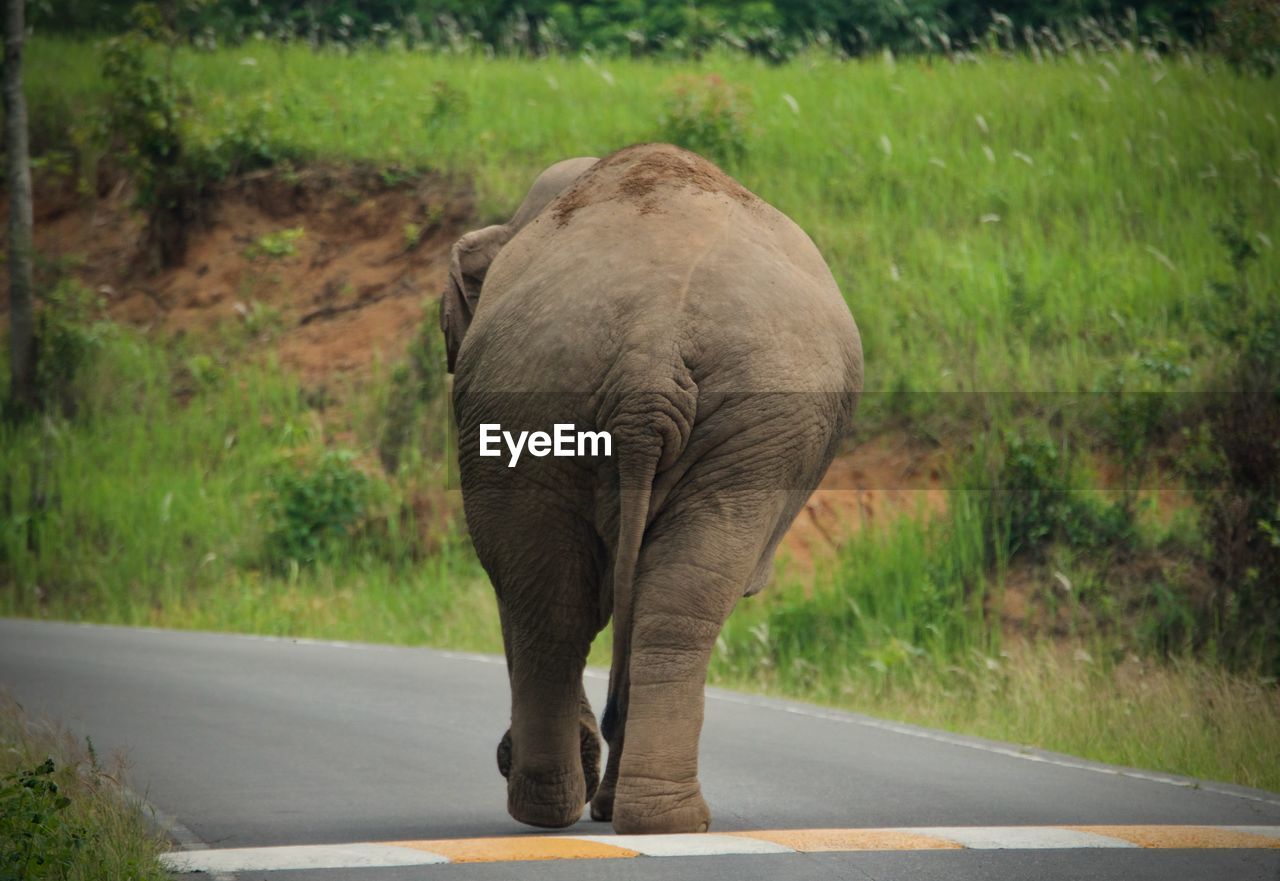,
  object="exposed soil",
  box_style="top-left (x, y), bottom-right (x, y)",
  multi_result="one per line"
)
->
top-left (780, 433), bottom-right (949, 574)
top-left (19, 163), bottom-right (941, 568)
top-left (24, 164), bottom-right (474, 384)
